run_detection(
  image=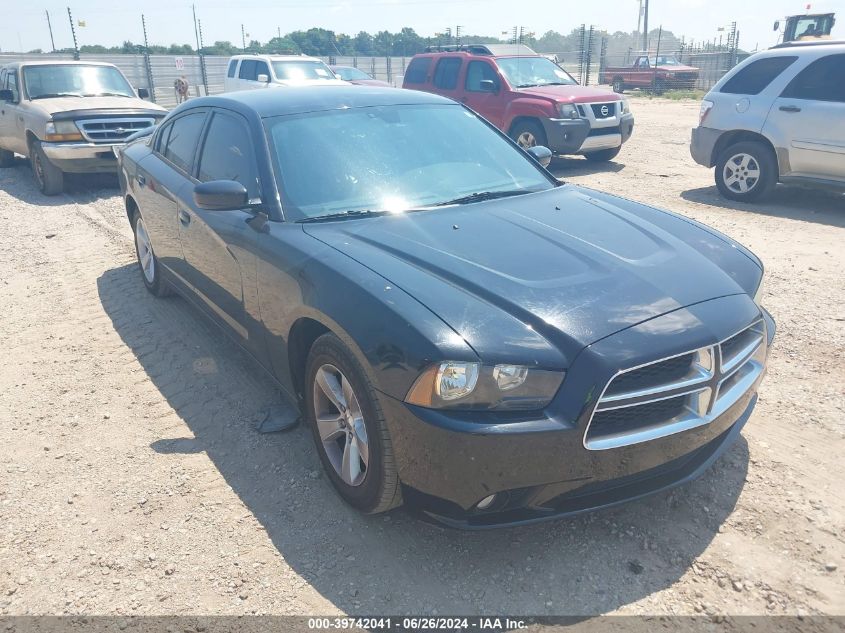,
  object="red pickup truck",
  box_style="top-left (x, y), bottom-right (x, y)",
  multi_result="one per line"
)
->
top-left (402, 44), bottom-right (634, 162)
top-left (601, 55), bottom-right (700, 93)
